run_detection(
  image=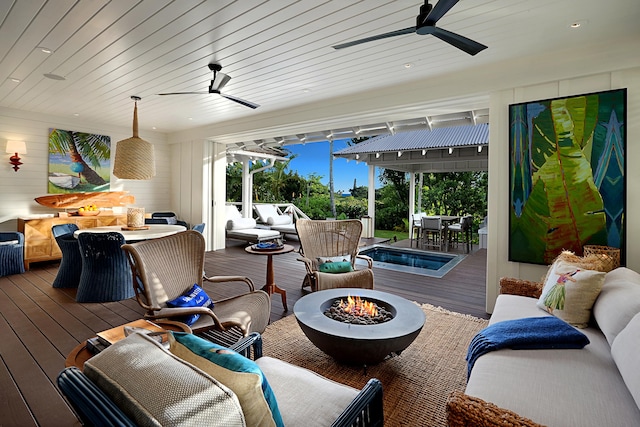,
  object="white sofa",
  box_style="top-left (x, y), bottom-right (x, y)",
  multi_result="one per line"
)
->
top-left (448, 267), bottom-right (640, 426)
